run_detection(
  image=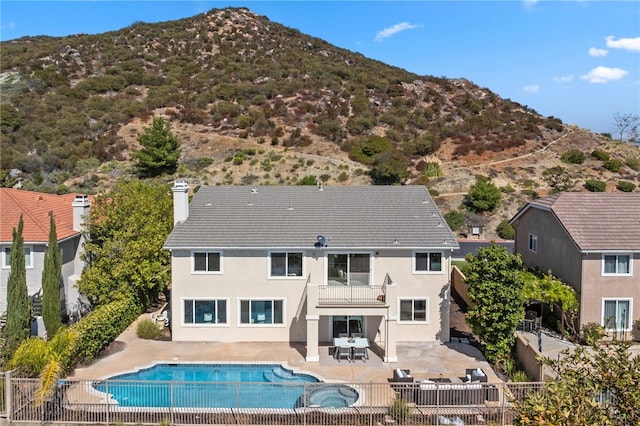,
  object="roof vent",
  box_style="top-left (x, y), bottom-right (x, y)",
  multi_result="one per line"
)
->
top-left (393, 239), bottom-right (399, 245)
top-left (251, 188), bottom-right (258, 194)
top-left (287, 205), bottom-right (294, 211)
